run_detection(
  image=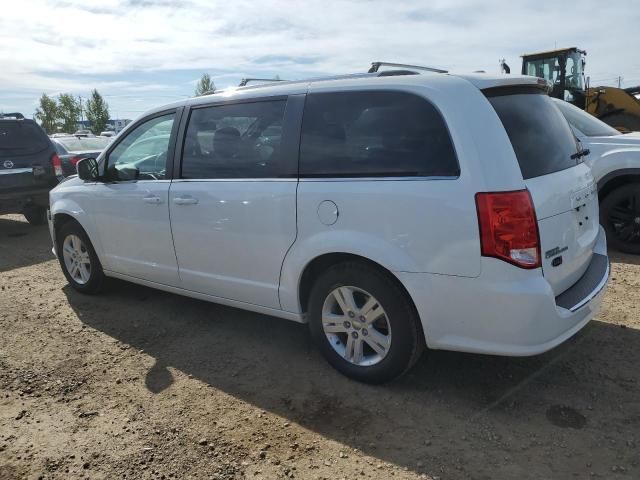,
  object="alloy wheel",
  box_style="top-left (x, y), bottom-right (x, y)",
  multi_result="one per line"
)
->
top-left (607, 191), bottom-right (640, 246)
top-left (62, 234), bottom-right (92, 285)
top-left (321, 286), bottom-right (392, 366)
